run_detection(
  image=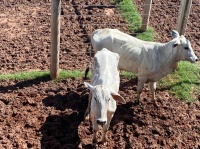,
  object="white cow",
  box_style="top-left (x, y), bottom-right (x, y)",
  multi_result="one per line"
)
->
top-left (91, 28), bottom-right (198, 105)
top-left (84, 48), bottom-right (126, 145)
